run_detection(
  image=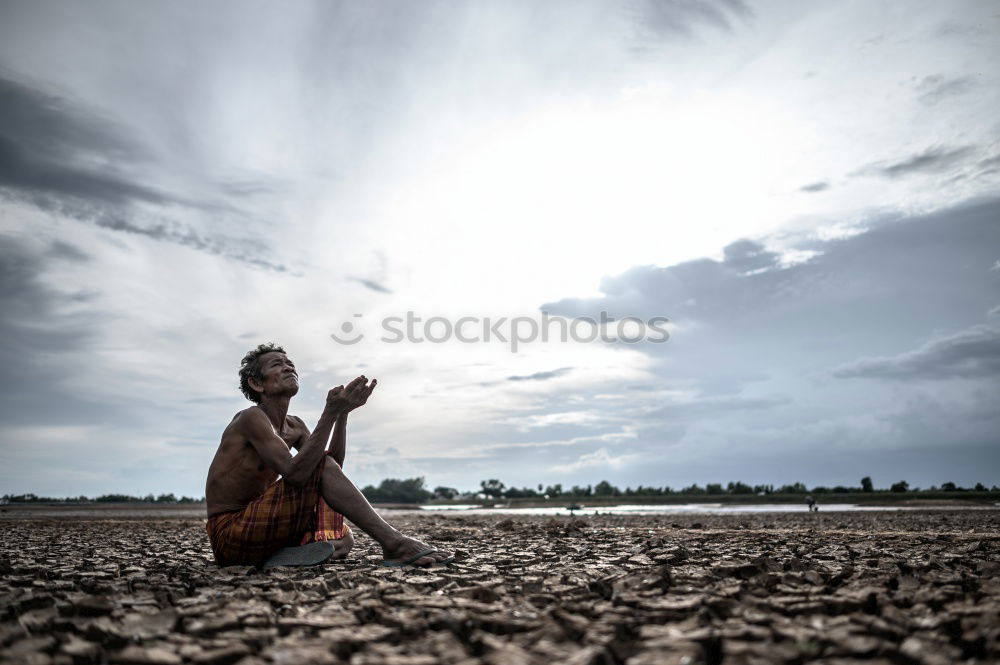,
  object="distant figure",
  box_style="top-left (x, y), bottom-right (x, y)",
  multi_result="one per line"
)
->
top-left (805, 495), bottom-right (818, 512)
top-left (205, 343), bottom-right (453, 569)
